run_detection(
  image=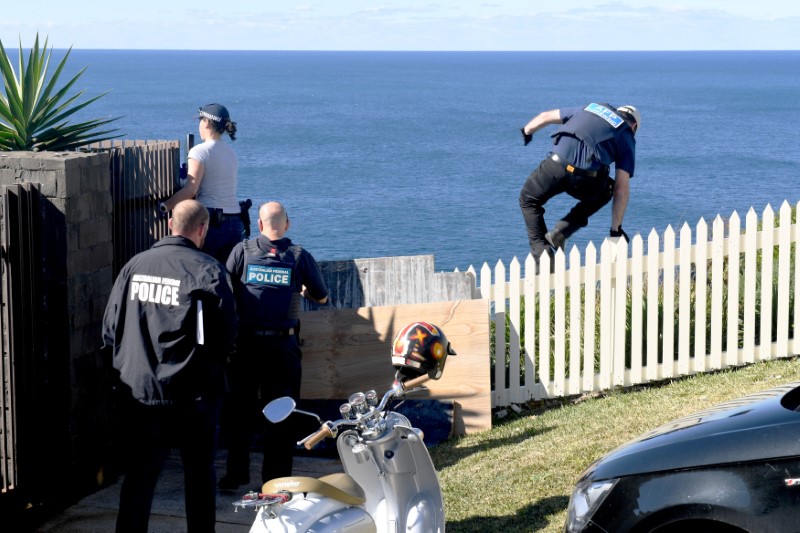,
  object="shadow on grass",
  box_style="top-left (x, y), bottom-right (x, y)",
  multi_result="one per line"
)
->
top-left (446, 494), bottom-right (570, 532)
top-left (431, 414), bottom-right (556, 470)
